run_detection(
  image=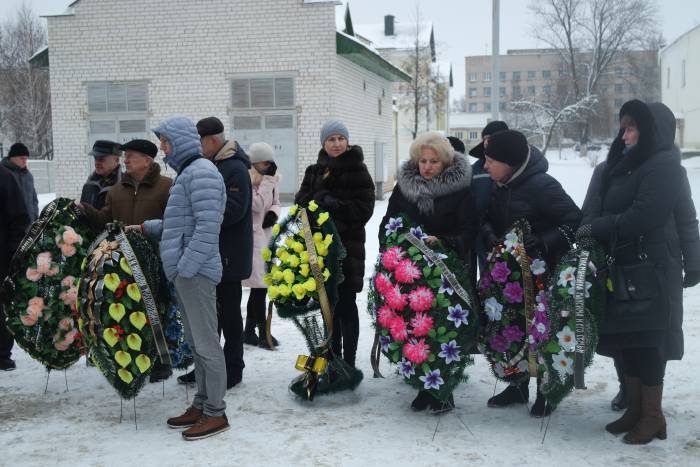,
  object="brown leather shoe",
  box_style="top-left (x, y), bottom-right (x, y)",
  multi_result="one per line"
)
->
top-left (623, 384), bottom-right (667, 444)
top-left (606, 376), bottom-right (641, 434)
top-left (182, 414), bottom-right (230, 441)
top-left (167, 406), bottom-right (203, 429)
